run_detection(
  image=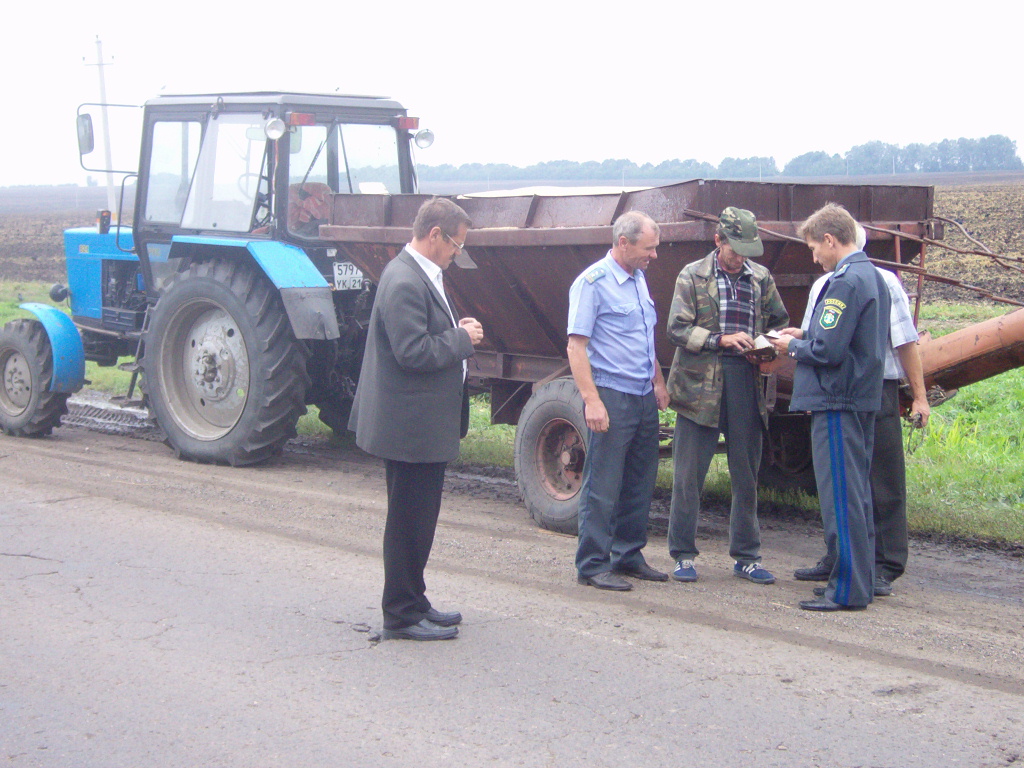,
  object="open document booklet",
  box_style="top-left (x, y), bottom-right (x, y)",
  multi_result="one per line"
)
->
top-left (741, 330), bottom-right (782, 362)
